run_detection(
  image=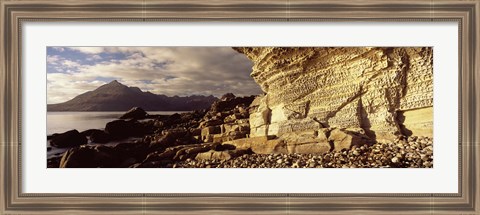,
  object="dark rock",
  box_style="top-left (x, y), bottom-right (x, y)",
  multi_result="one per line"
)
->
top-left (113, 141), bottom-right (150, 161)
top-left (50, 129), bottom-right (87, 148)
top-left (214, 143), bottom-right (236, 151)
top-left (47, 156), bottom-right (62, 168)
top-left (80, 129), bottom-right (102, 137)
top-left (190, 128), bottom-right (202, 136)
top-left (173, 143), bottom-right (216, 161)
top-left (149, 135), bottom-right (173, 150)
top-left (119, 157), bottom-right (137, 168)
top-left (169, 113), bottom-right (182, 121)
top-left (149, 128), bottom-right (198, 150)
top-left (162, 128), bottom-right (189, 140)
top-left (137, 160), bottom-right (172, 168)
top-left (184, 145), bottom-right (213, 158)
top-left (210, 95), bottom-right (255, 113)
top-left (59, 145), bottom-right (119, 168)
top-left (199, 119), bottom-right (223, 128)
top-left (143, 149), bottom-right (178, 163)
top-left (47, 147), bottom-right (52, 151)
top-left (90, 130), bottom-right (112, 143)
top-left (47, 134), bottom-right (58, 140)
top-left (120, 107), bottom-right (148, 120)
top-left (221, 93), bottom-right (236, 101)
top-left (105, 120), bottom-right (145, 139)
